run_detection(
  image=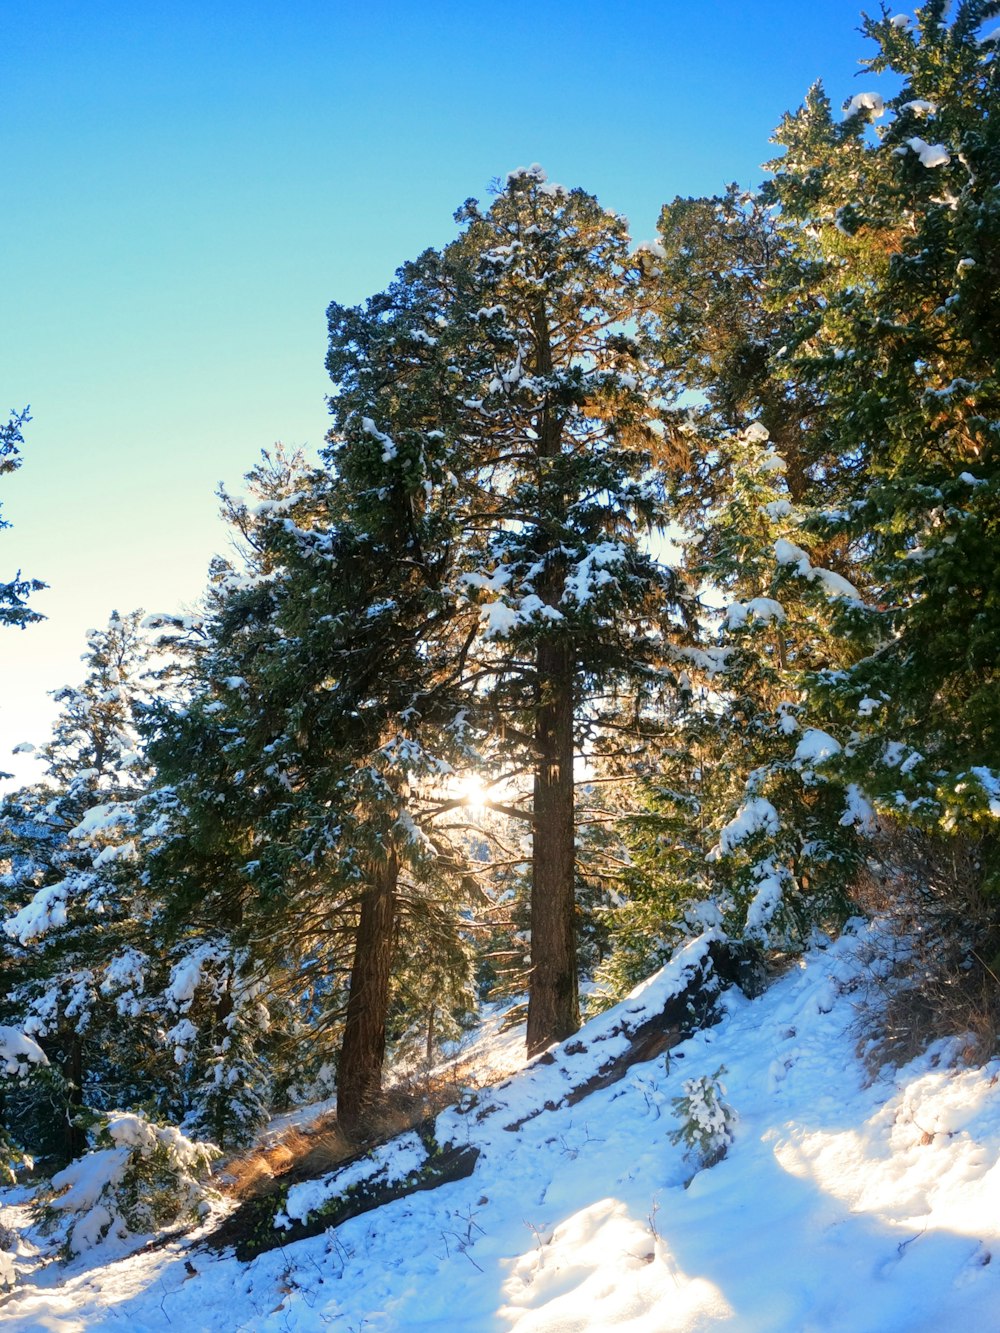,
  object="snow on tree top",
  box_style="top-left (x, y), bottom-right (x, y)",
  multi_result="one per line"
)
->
top-left (4, 878), bottom-right (75, 944)
top-left (141, 612), bottom-right (204, 633)
top-left (165, 943), bottom-right (223, 1012)
top-left (479, 595), bottom-right (563, 640)
top-left (793, 728), bottom-right (842, 766)
top-left (744, 865), bottom-right (784, 935)
top-left (959, 767), bottom-right (1000, 817)
top-left (774, 539), bottom-right (861, 601)
top-left (49, 1146), bottom-right (129, 1217)
top-left (906, 137), bottom-right (951, 168)
top-left (712, 797), bottom-right (781, 857)
top-left (811, 566), bottom-right (860, 599)
top-left (759, 452), bottom-right (786, 474)
top-left (505, 163), bottom-right (568, 197)
top-left (0, 1026), bottom-right (48, 1076)
top-left (562, 543), bottom-right (626, 606)
top-left (725, 597), bottom-right (786, 630)
top-left (360, 417), bottom-right (397, 463)
top-left (844, 92), bottom-right (885, 119)
top-left (774, 538), bottom-right (812, 577)
top-left (841, 783), bottom-right (875, 830)
top-left (70, 802), bottom-right (135, 840)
